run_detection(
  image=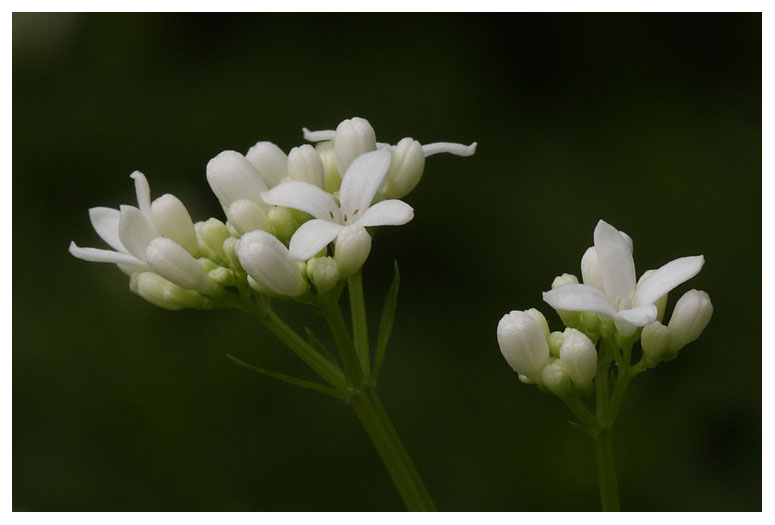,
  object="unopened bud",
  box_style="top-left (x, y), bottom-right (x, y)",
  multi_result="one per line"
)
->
top-left (307, 256), bottom-right (340, 294)
top-left (227, 199), bottom-right (271, 236)
top-left (641, 321), bottom-right (671, 362)
top-left (130, 271), bottom-right (204, 310)
top-left (334, 225), bottom-right (372, 278)
top-left (287, 144), bottom-right (325, 189)
top-left (667, 290), bottom-right (713, 352)
top-left (334, 117), bottom-right (376, 174)
top-left (526, 308), bottom-right (550, 339)
top-left (541, 360), bottom-right (572, 398)
top-left (381, 138), bottom-right (426, 199)
top-left (315, 141), bottom-right (341, 192)
top-left (547, 331), bottom-right (565, 358)
top-left (497, 310), bottom-right (550, 381)
top-left (145, 237), bottom-right (214, 293)
top-left (236, 230), bottom-right (307, 297)
top-left (206, 150), bottom-right (267, 211)
top-left (551, 273), bottom-right (582, 327)
top-left (559, 328), bottom-right (597, 390)
top-left (195, 218), bottom-right (230, 263)
top-left (246, 141), bottom-right (288, 188)
top-left (150, 194), bottom-right (199, 256)
top-left (268, 206), bottom-right (298, 243)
